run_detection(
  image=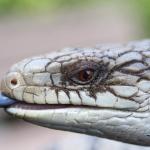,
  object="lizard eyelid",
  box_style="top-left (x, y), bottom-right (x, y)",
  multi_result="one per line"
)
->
top-left (66, 60), bottom-right (108, 85)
